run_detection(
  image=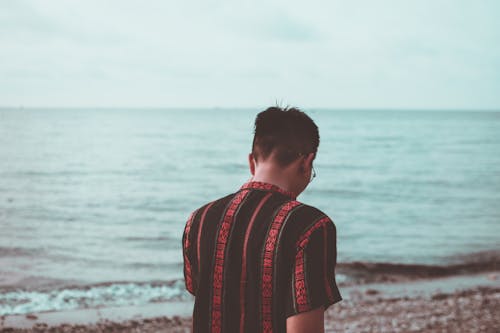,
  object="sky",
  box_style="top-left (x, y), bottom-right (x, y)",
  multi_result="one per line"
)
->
top-left (1, 0), bottom-right (499, 109)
